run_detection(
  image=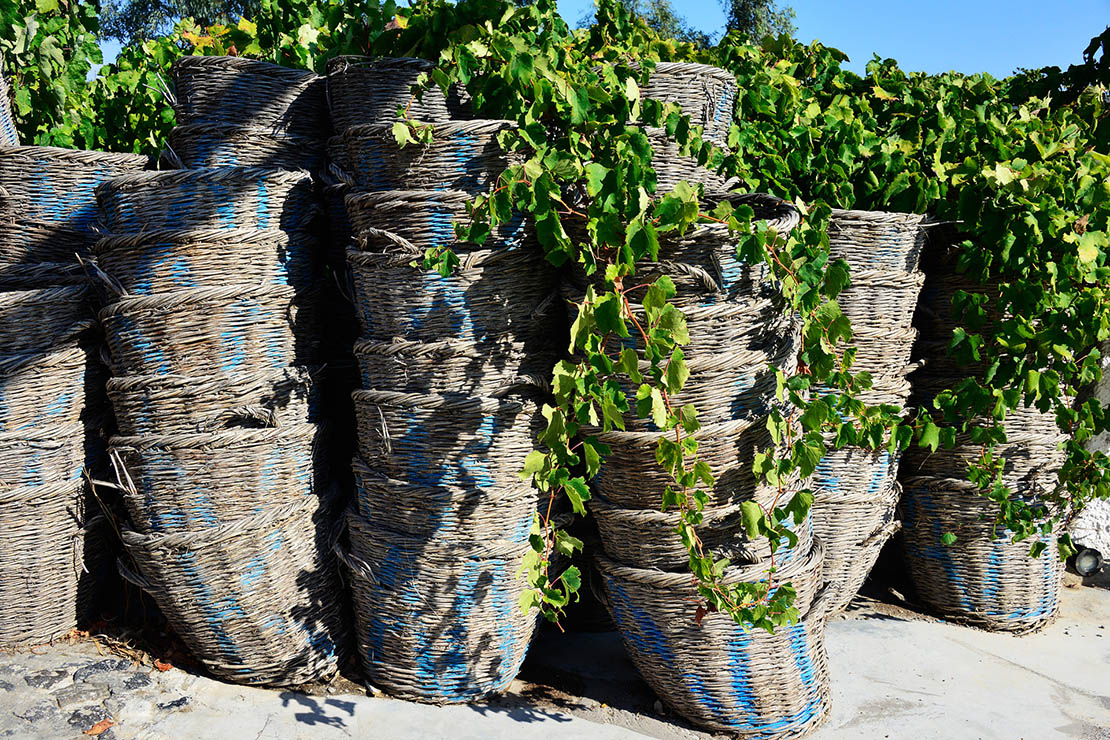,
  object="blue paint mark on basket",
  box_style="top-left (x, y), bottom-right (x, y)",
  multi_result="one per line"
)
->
top-left (177, 551), bottom-right (242, 662)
